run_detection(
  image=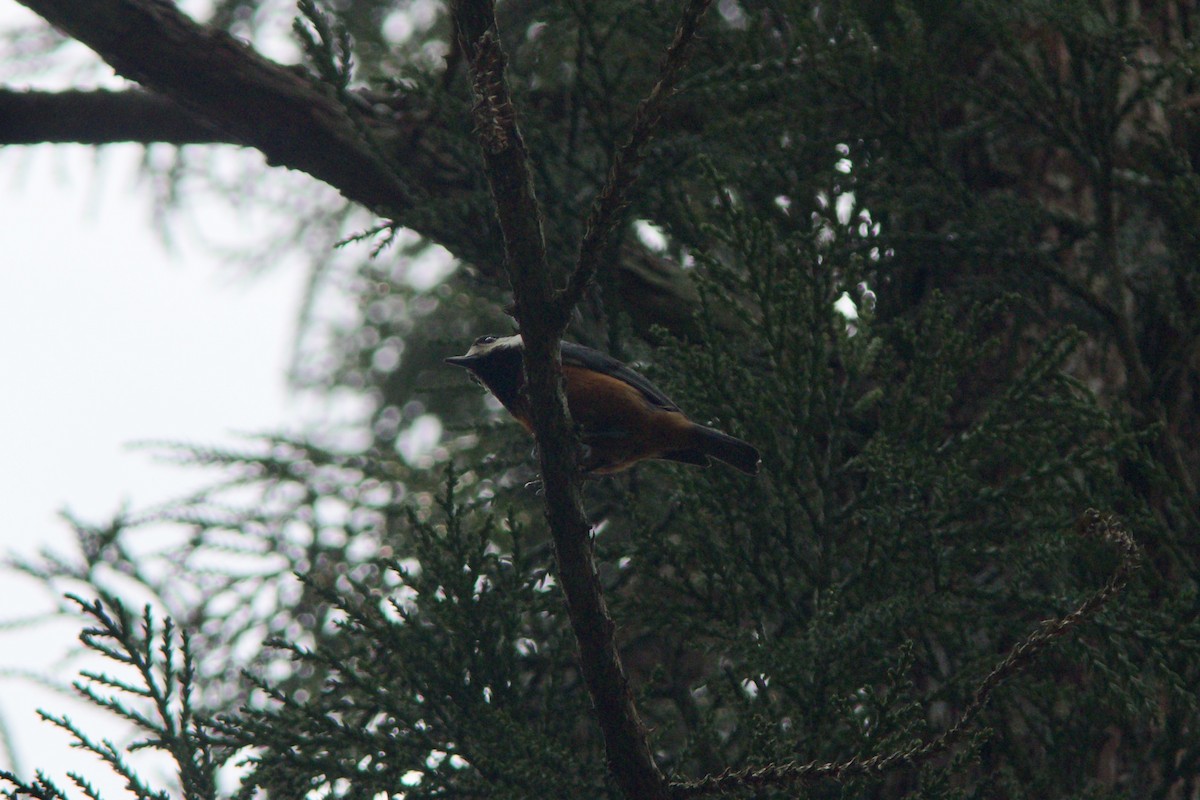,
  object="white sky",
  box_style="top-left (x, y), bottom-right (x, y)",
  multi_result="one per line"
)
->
top-left (0, 1), bottom-right (452, 788)
top-left (0, 3), bottom-right (435, 793)
top-left (1, 142), bottom-right (308, 791)
top-left (0, 0), bottom-right (319, 785)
